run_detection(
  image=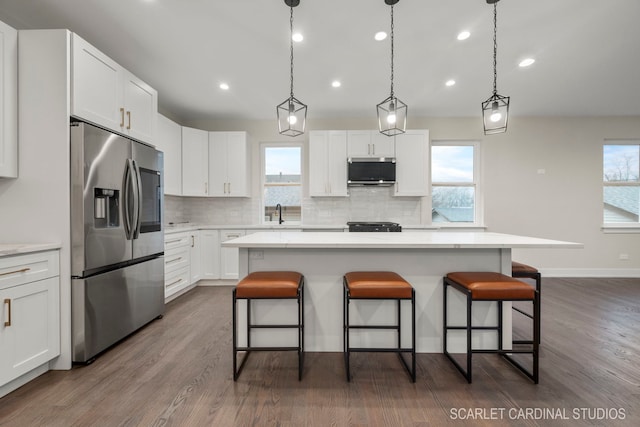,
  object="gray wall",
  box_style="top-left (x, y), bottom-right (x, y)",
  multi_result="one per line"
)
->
top-left (170, 115), bottom-right (640, 276)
